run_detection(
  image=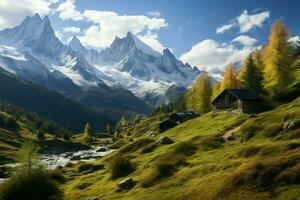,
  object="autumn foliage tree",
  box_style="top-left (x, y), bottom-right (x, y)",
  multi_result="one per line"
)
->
top-left (263, 20), bottom-right (293, 99)
top-left (185, 71), bottom-right (212, 113)
top-left (82, 123), bottom-right (92, 144)
top-left (221, 63), bottom-right (239, 90)
top-left (211, 81), bottom-right (221, 100)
